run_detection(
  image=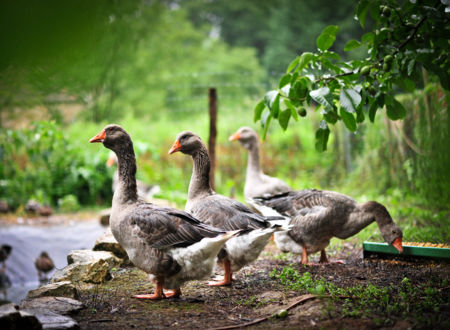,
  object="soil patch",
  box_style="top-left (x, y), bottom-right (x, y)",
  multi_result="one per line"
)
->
top-left (73, 241), bottom-right (450, 329)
